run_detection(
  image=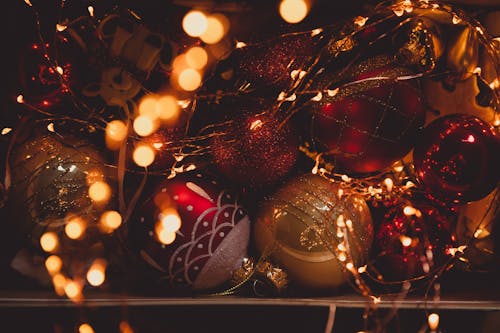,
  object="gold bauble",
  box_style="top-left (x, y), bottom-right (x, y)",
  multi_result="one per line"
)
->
top-left (456, 187), bottom-right (500, 270)
top-left (8, 127), bottom-right (114, 247)
top-left (254, 174), bottom-right (373, 290)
